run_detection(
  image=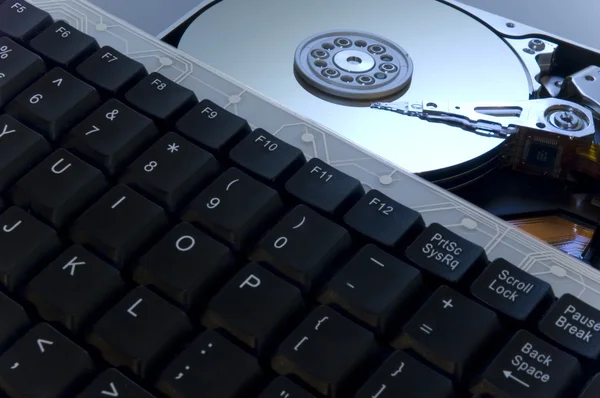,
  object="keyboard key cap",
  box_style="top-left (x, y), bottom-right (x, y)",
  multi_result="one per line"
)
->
top-left (30, 21), bottom-right (99, 68)
top-left (0, 292), bottom-right (29, 352)
top-left (355, 350), bottom-right (454, 398)
top-left (125, 72), bottom-right (197, 126)
top-left (285, 158), bottom-right (364, 217)
top-left (318, 244), bottom-right (422, 335)
top-left (70, 185), bottom-right (168, 267)
top-left (272, 306), bottom-right (377, 397)
top-left (471, 258), bottom-right (554, 322)
top-left (405, 223), bottom-right (488, 284)
top-left (65, 99), bottom-right (159, 176)
top-left (229, 128), bottom-right (305, 185)
top-left (122, 132), bottom-right (220, 212)
top-left (252, 205), bottom-right (351, 292)
top-left (157, 329), bottom-right (262, 398)
top-left (344, 189), bottom-right (425, 249)
top-left (0, 323), bottom-right (94, 398)
top-left (176, 99), bottom-right (251, 155)
top-left (6, 68), bottom-right (101, 141)
top-left (76, 368), bottom-right (155, 398)
top-left (579, 374), bottom-right (600, 398)
top-left (203, 262), bottom-right (304, 356)
top-left (392, 286), bottom-right (500, 382)
top-left (11, 149), bottom-right (107, 228)
top-left (0, 0), bottom-right (52, 42)
top-left (259, 377), bottom-right (317, 398)
top-left (0, 38), bottom-right (45, 108)
top-left (0, 115), bottom-right (50, 193)
top-left (0, 206), bottom-right (60, 291)
top-left (76, 46), bottom-right (147, 97)
top-left (539, 294), bottom-right (600, 360)
top-left (182, 168), bottom-right (283, 250)
top-left (87, 286), bottom-right (192, 378)
top-left (134, 223), bottom-right (235, 310)
top-left (24, 245), bottom-right (124, 332)
top-left (471, 330), bottom-right (581, 398)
